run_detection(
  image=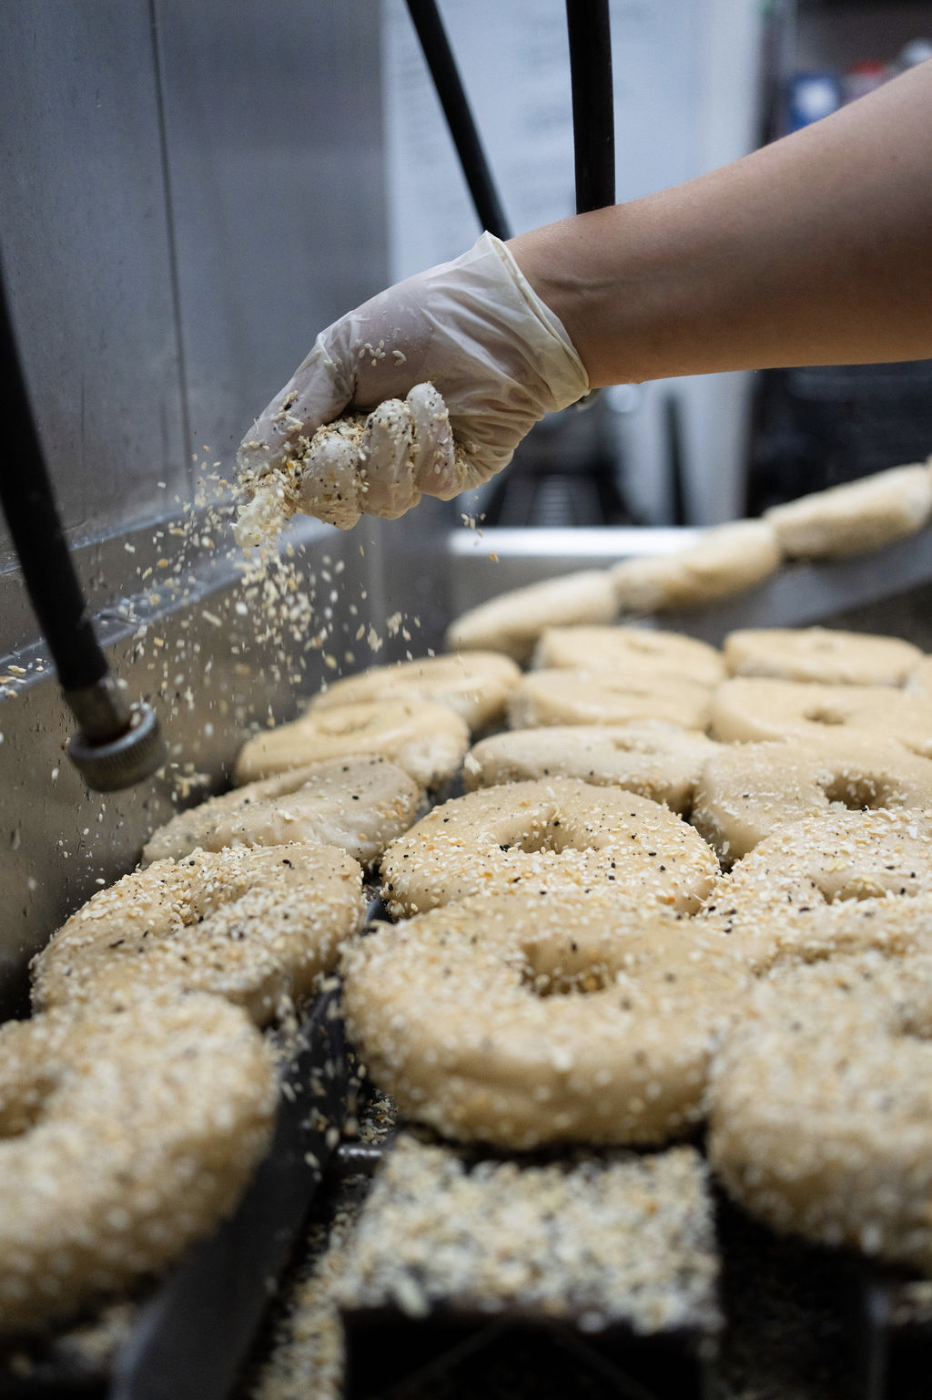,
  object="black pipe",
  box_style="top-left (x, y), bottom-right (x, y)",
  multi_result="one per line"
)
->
top-left (0, 261), bottom-right (165, 790)
top-left (566, 0), bottom-right (616, 215)
top-left (404, 0), bottom-right (512, 241)
top-left (665, 392), bottom-right (689, 526)
top-left (0, 269), bottom-right (108, 692)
